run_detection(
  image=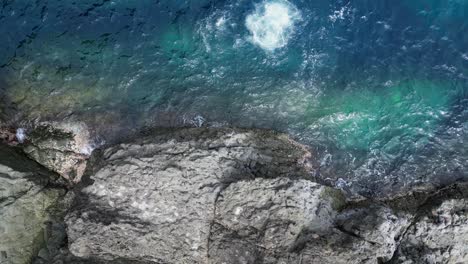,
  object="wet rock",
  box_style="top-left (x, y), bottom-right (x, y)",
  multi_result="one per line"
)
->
top-left (0, 144), bottom-right (66, 264)
top-left (0, 127), bottom-right (23, 146)
top-left (22, 122), bottom-right (95, 184)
